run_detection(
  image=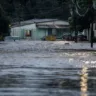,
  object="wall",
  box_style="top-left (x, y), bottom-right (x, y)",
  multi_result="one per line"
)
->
top-left (36, 28), bottom-right (47, 40)
top-left (11, 23), bottom-right (37, 40)
top-left (11, 27), bottom-right (22, 38)
top-left (11, 24), bottom-right (48, 40)
top-left (11, 20), bottom-right (69, 40)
